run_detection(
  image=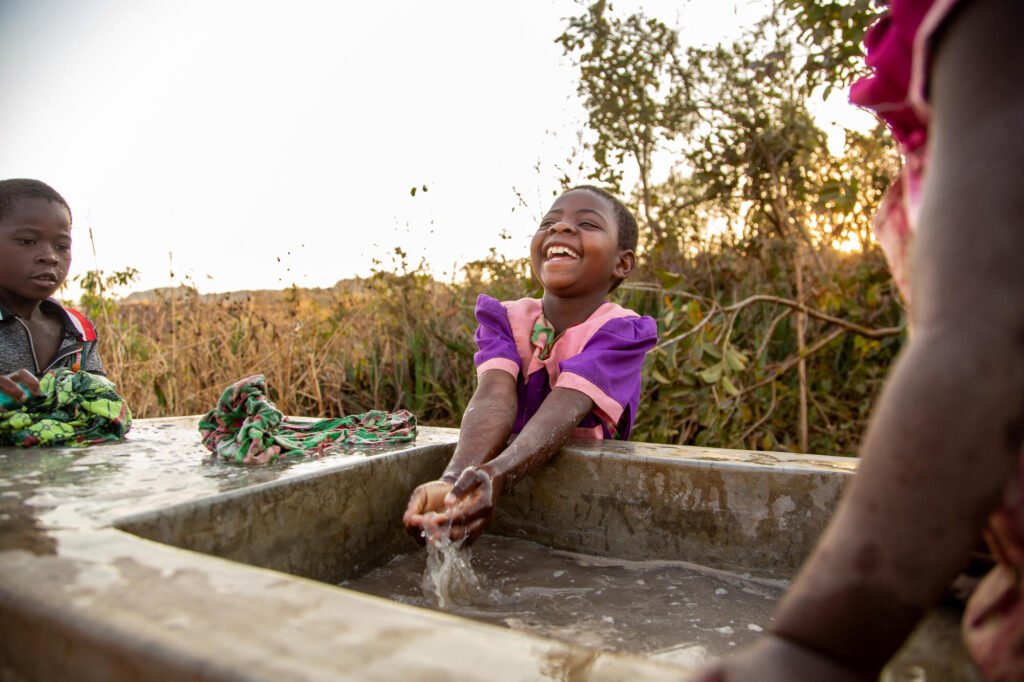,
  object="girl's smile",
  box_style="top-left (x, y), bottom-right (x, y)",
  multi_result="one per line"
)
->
top-left (531, 189), bottom-right (623, 299)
